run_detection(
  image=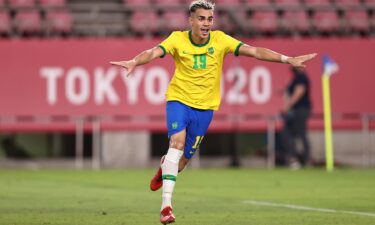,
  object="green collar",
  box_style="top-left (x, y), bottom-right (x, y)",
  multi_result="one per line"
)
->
top-left (189, 30), bottom-right (210, 47)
